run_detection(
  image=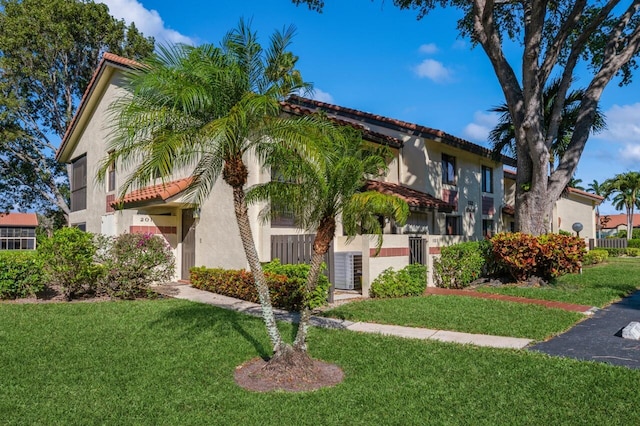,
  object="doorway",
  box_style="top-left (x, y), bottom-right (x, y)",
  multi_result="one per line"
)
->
top-left (181, 209), bottom-right (196, 280)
